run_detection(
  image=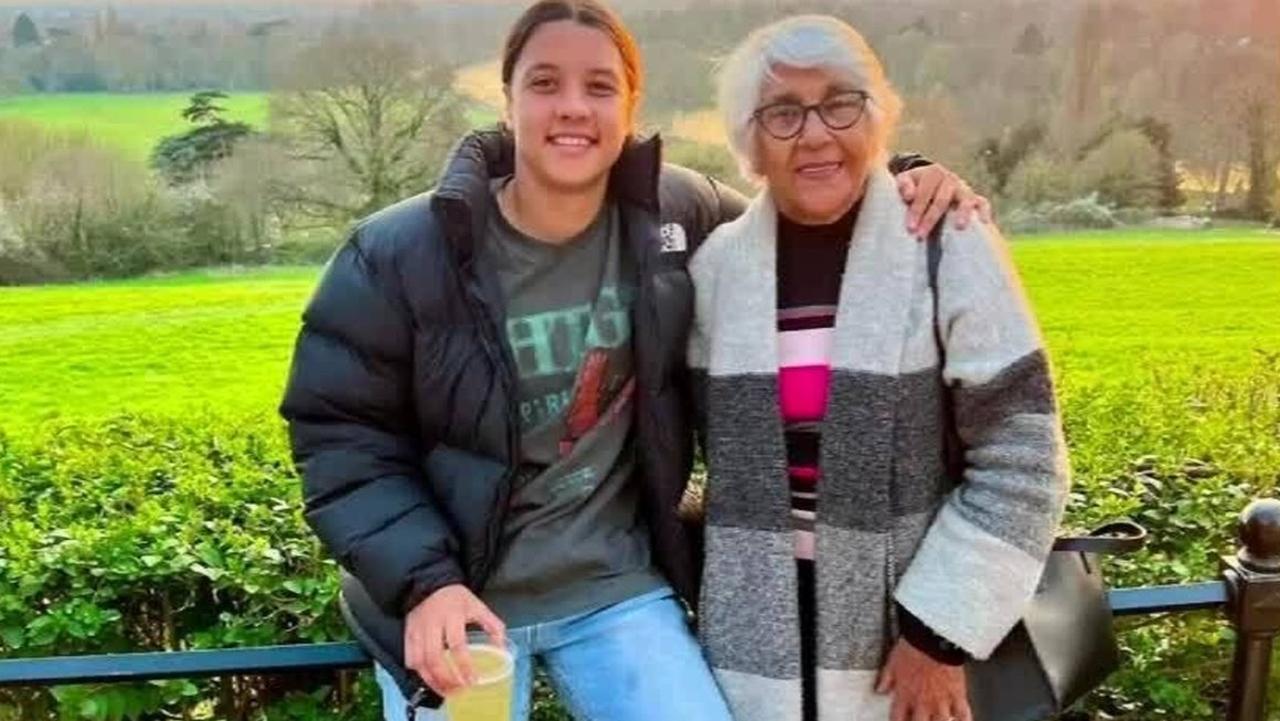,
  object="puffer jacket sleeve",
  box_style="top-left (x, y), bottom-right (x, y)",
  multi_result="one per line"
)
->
top-left (704, 175), bottom-right (748, 231)
top-left (888, 152), bottom-right (932, 174)
top-left (280, 233), bottom-right (464, 616)
top-left (892, 220), bottom-right (1069, 660)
